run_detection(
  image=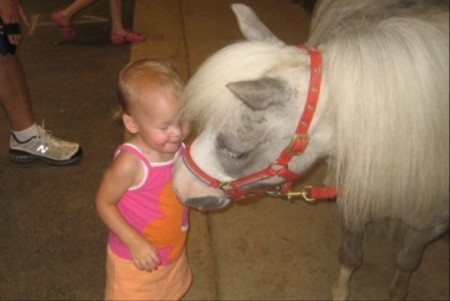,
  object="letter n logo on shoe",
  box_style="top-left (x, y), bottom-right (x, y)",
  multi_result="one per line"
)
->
top-left (37, 144), bottom-right (49, 154)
